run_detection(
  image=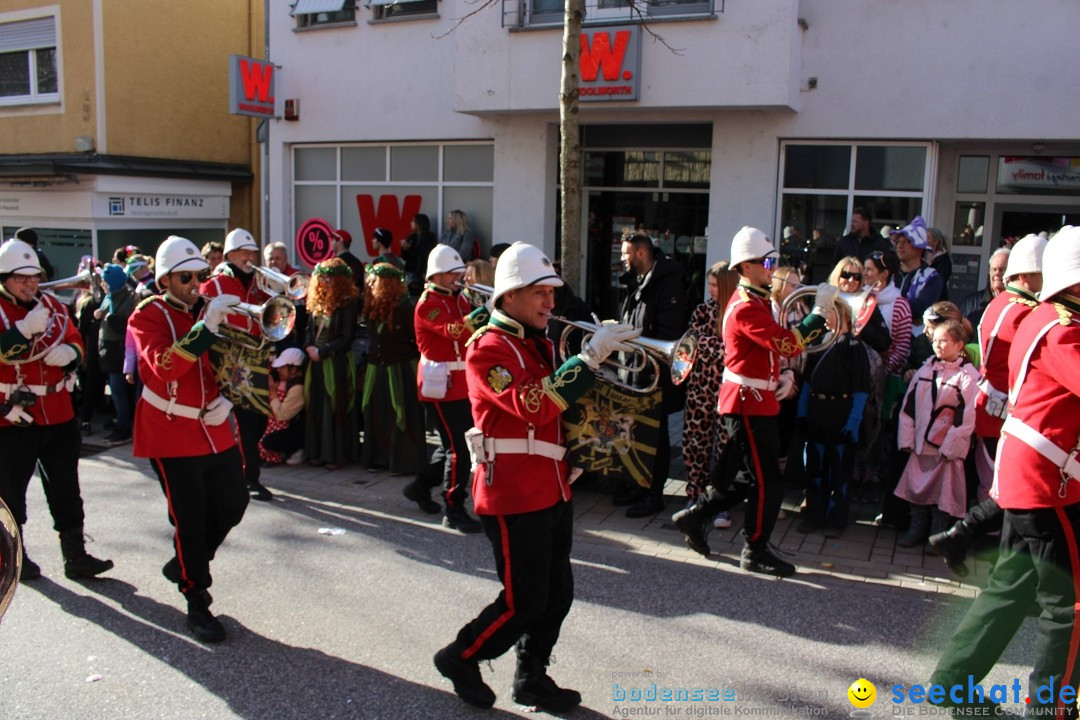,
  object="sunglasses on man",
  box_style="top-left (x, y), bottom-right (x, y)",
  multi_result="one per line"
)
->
top-left (176, 270), bottom-right (210, 284)
top-left (748, 257), bottom-right (778, 270)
